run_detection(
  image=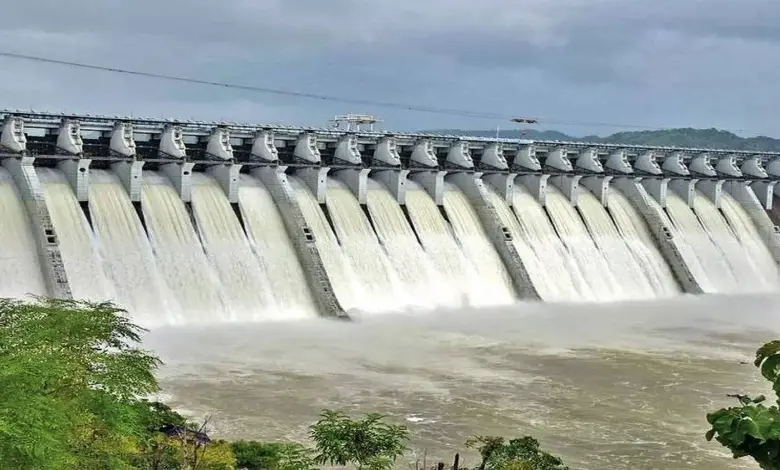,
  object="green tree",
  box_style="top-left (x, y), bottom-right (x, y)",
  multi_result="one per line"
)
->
top-left (231, 440), bottom-right (316, 470)
top-left (0, 297), bottom-right (160, 469)
top-left (706, 340), bottom-right (780, 470)
top-left (309, 409), bottom-right (409, 470)
top-left (465, 436), bottom-right (568, 470)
